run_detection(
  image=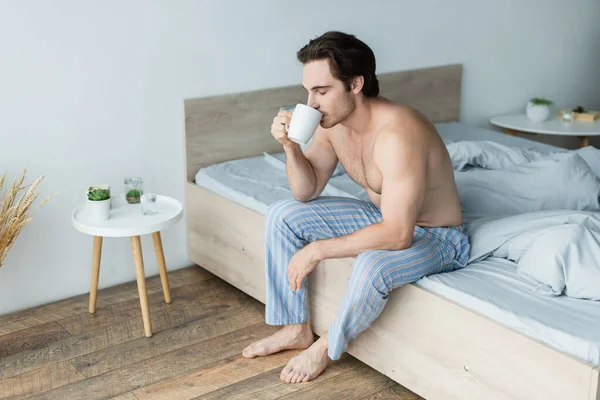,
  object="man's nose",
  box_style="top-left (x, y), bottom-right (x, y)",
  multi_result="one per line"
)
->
top-left (307, 94), bottom-right (319, 110)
